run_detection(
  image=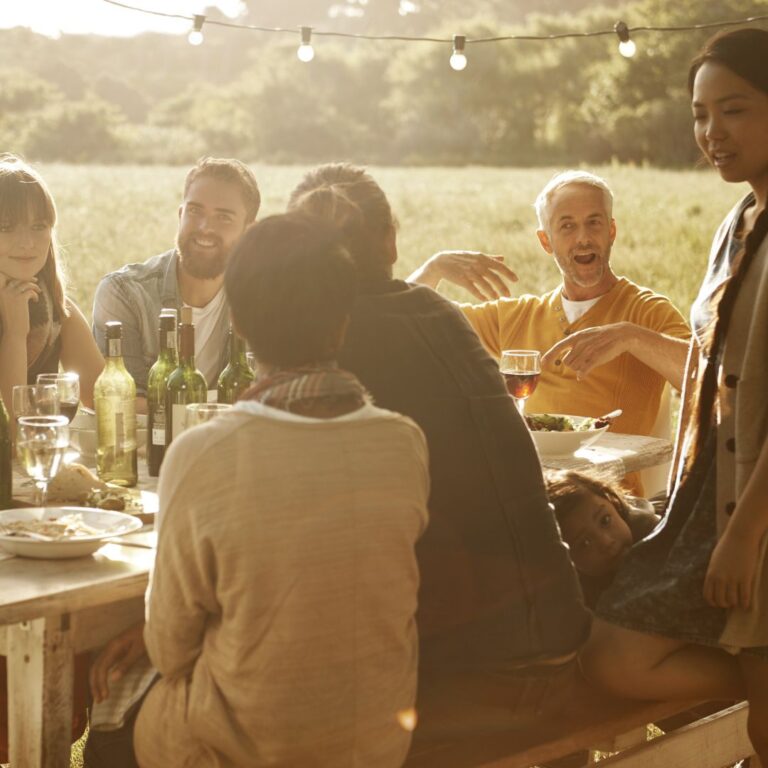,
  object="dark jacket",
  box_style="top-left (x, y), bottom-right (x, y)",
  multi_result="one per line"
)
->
top-left (340, 281), bottom-right (590, 673)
